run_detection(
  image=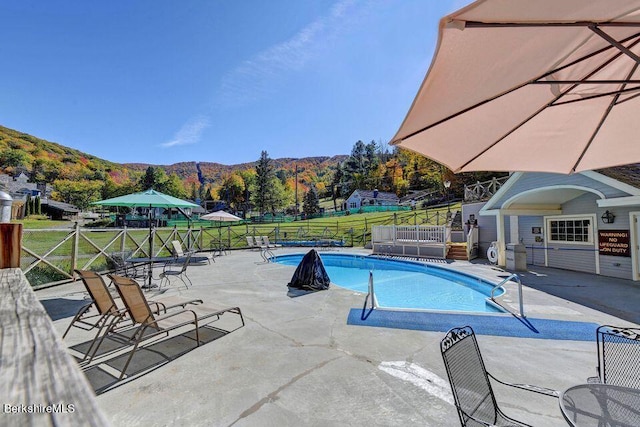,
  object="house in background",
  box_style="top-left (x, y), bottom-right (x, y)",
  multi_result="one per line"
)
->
top-left (343, 189), bottom-right (399, 211)
top-left (40, 199), bottom-right (80, 220)
top-left (0, 172), bottom-right (53, 200)
top-left (464, 164), bottom-right (640, 281)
